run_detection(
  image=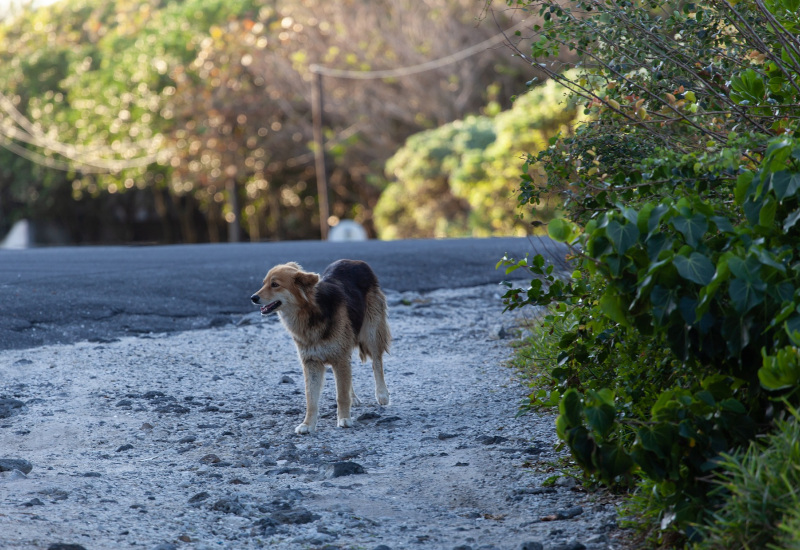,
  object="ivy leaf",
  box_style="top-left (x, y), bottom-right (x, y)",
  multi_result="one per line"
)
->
top-left (674, 253), bottom-right (715, 285)
top-left (770, 171), bottom-right (800, 200)
top-left (548, 218), bottom-right (579, 243)
top-left (559, 388), bottom-right (583, 428)
top-left (672, 214), bottom-right (708, 247)
top-left (605, 220), bottom-right (640, 255)
top-left (783, 209), bottom-right (800, 232)
top-left (728, 277), bottom-right (766, 313)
